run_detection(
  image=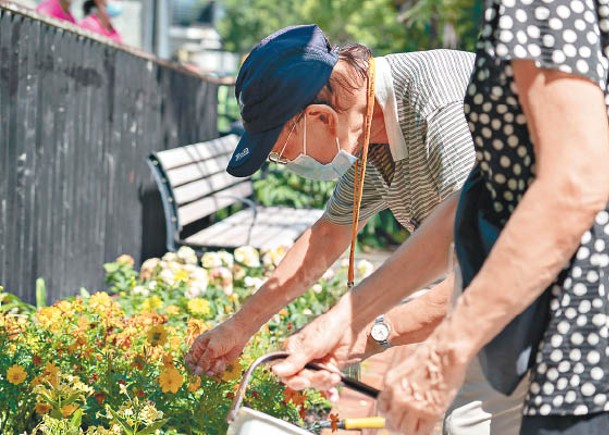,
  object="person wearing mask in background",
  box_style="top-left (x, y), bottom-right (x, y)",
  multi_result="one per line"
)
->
top-left (80, 0), bottom-right (122, 43)
top-left (36, 0), bottom-right (76, 24)
top-left (186, 25), bottom-right (530, 434)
